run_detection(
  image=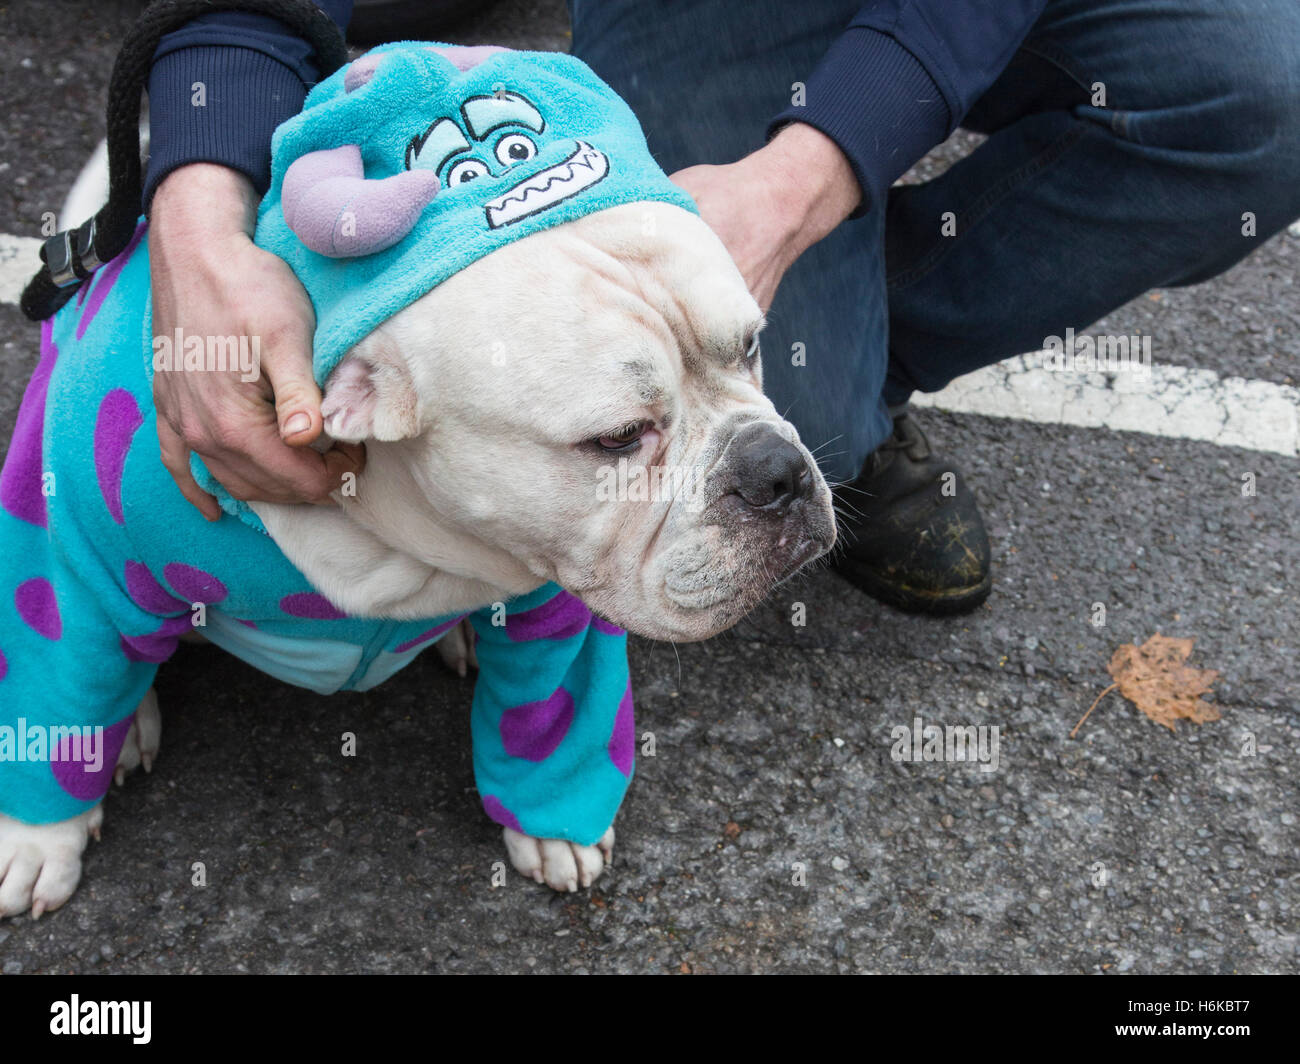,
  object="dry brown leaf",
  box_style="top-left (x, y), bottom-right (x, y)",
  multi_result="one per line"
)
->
top-left (1106, 633), bottom-right (1221, 732)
